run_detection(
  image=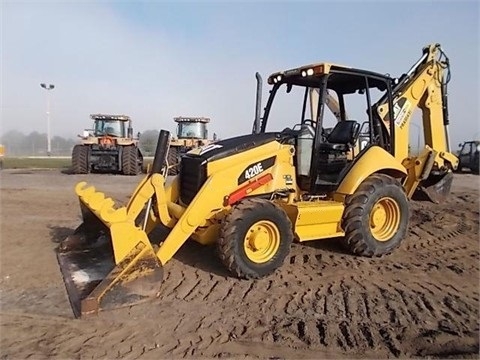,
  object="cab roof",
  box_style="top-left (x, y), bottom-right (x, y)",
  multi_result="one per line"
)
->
top-left (90, 114), bottom-right (131, 121)
top-left (267, 62), bottom-right (392, 94)
top-left (174, 116), bottom-right (210, 123)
